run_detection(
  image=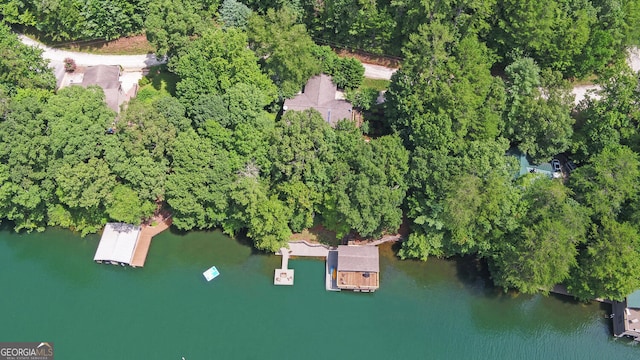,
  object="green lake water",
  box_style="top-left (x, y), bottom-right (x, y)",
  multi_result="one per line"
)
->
top-left (1, 227), bottom-right (639, 359)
